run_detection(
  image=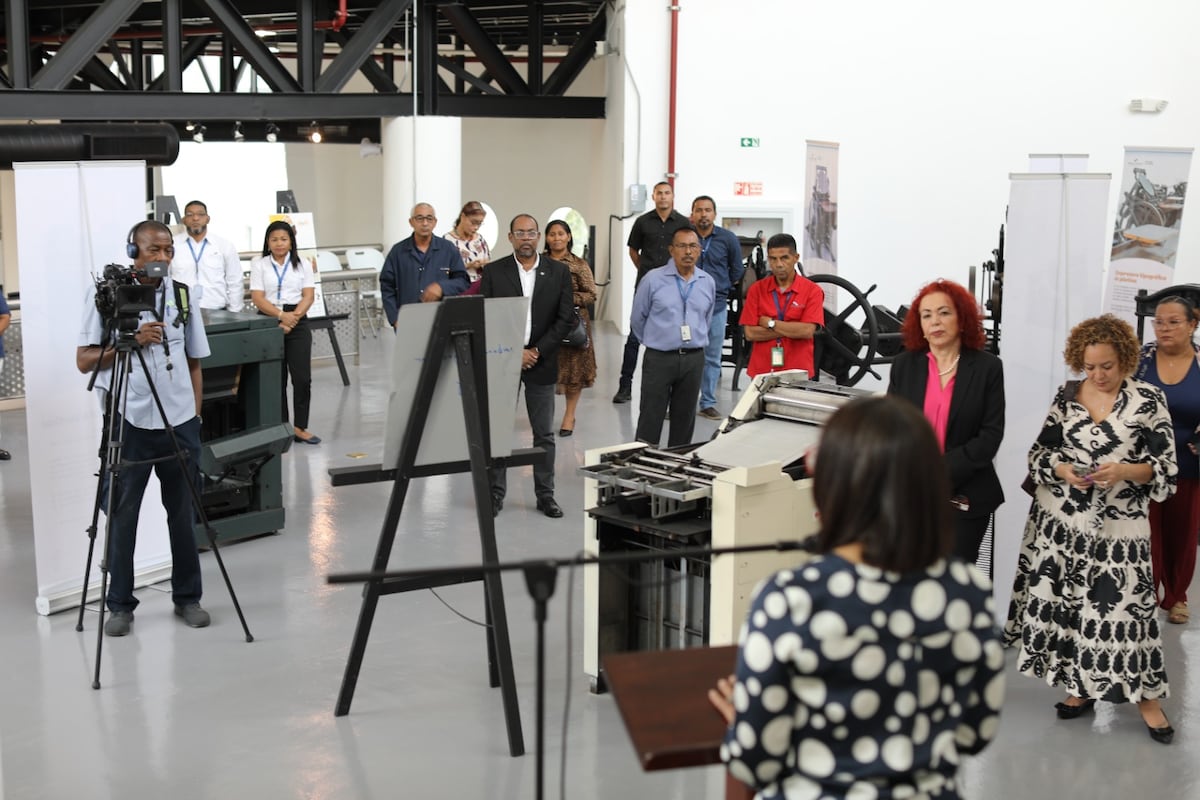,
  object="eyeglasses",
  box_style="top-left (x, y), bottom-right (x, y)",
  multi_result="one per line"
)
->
top-left (511, 229), bottom-right (540, 239)
top-left (671, 243), bottom-right (701, 251)
top-left (1152, 318), bottom-right (1189, 329)
top-left (412, 215), bottom-right (436, 223)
